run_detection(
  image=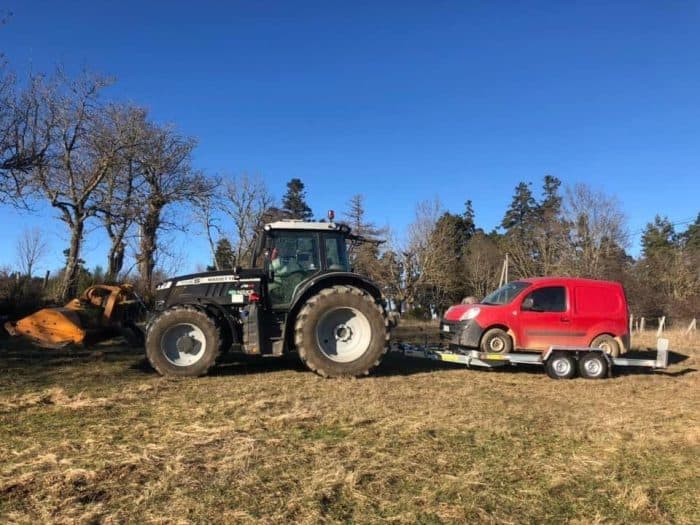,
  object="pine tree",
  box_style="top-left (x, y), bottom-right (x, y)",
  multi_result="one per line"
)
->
top-left (208, 238), bottom-right (236, 270)
top-left (281, 178), bottom-right (313, 220)
top-left (501, 182), bottom-right (537, 232)
top-left (641, 215), bottom-right (676, 257)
